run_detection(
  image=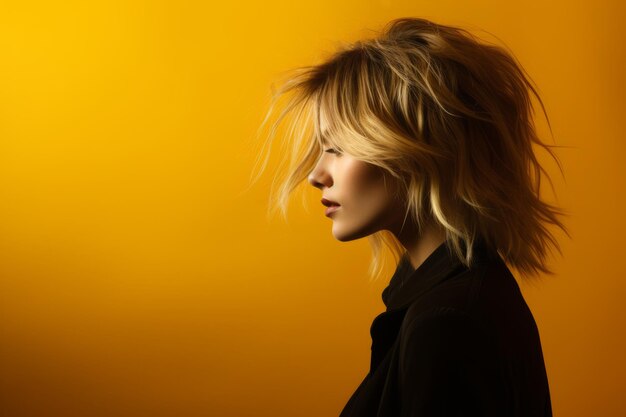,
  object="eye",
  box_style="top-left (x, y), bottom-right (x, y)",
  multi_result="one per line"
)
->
top-left (324, 148), bottom-right (341, 155)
